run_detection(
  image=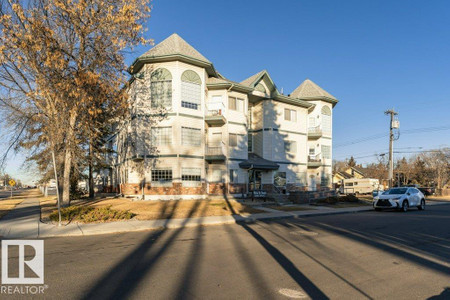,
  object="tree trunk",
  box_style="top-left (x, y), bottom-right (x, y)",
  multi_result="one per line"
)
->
top-left (61, 113), bottom-right (77, 206)
top-left (88, 140), bottom-right (94, 198)
top-left (62, 144), bottom-right (72, 207)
